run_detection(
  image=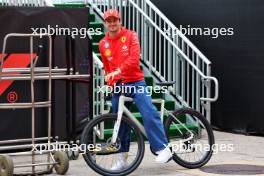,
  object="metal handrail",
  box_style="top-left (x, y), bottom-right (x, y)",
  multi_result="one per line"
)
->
top-left (0, 0), bottom-right (54, 6)
top-left (127, 0), bottom-right (218, 102)
top-left (93, 52), bottom-right (103, 69)
top-left (92, 52), bottom-right (106, 117)
top-left (144, 0), bottom-right (211, 65)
